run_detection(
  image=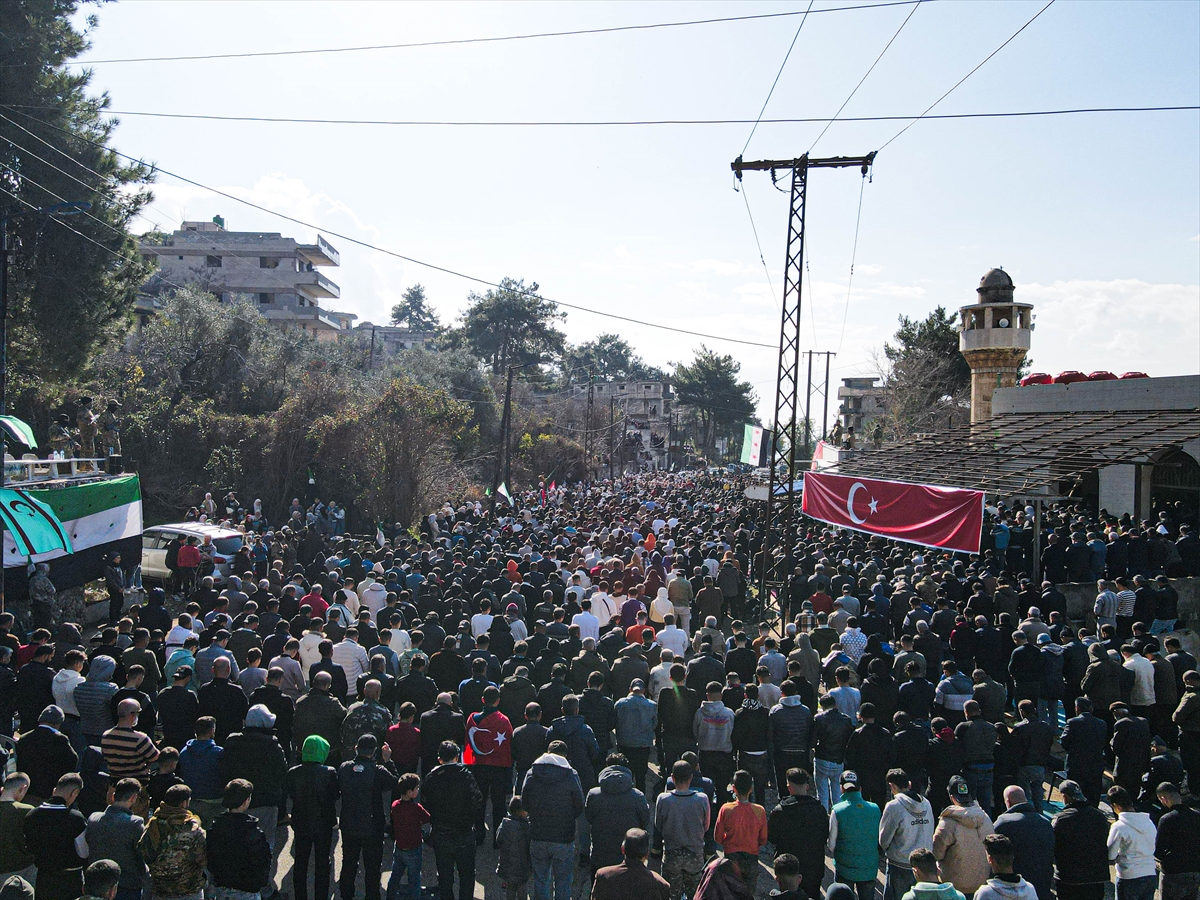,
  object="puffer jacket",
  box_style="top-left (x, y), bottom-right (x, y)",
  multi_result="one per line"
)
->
top-left (495, 814), bottom-right (531, 883)
top-left (221, 727), bottom-right (288, 807)
top-left (521, 753), bottom-right (584, 844)
top-left (74, 655), bottom-right (119, 736)
top-left (292, 688), bottom-right (347, 757)
top-left (932, 802), bottom-right (995, 895)
top-left (768, 697), bottom-right (812, 754)
top-left (584, 765), bottom-right (651, 869)
top-left (615, 693), bottom-right (657, 748)
top-left (934, 671), bottom-right (974, 714)
top-left (1040, 643), bottom-right (1065, 699)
